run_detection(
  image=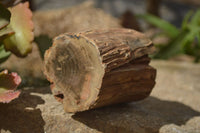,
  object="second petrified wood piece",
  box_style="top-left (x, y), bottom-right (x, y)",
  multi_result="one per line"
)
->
top-left (44, 28), bottom-right (156, 113)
